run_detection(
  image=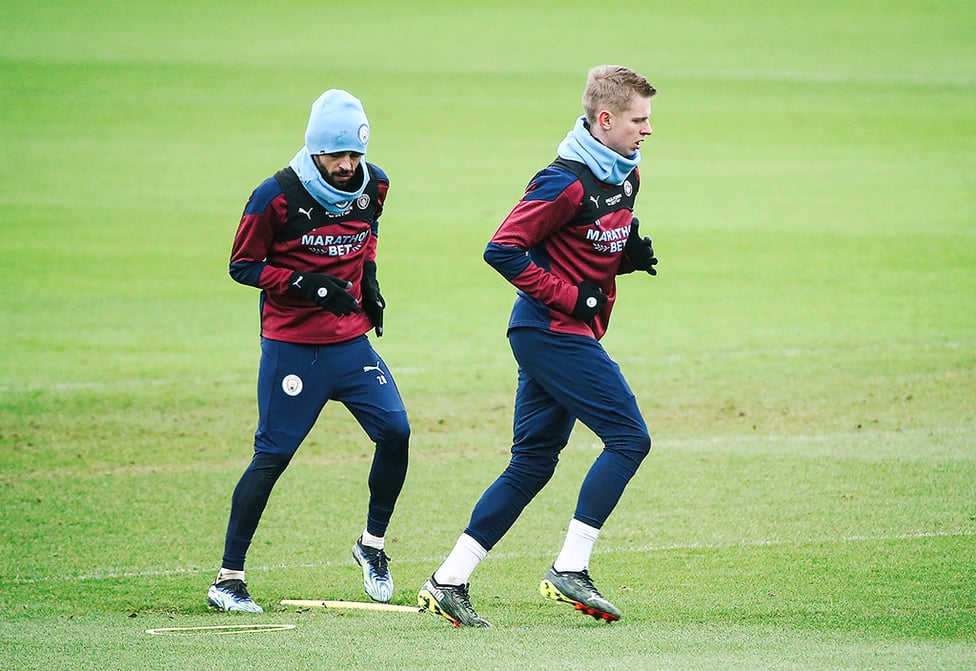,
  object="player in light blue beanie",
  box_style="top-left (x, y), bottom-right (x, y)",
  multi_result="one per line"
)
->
top-left (290, 89), bottom-right (372, 213)
top-left (210, 87), bottom-right (406, 614)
